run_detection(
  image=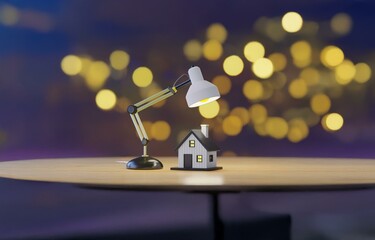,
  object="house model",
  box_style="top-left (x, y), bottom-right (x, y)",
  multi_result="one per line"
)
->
top-left (171, 124), bottom-right (222, 171)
